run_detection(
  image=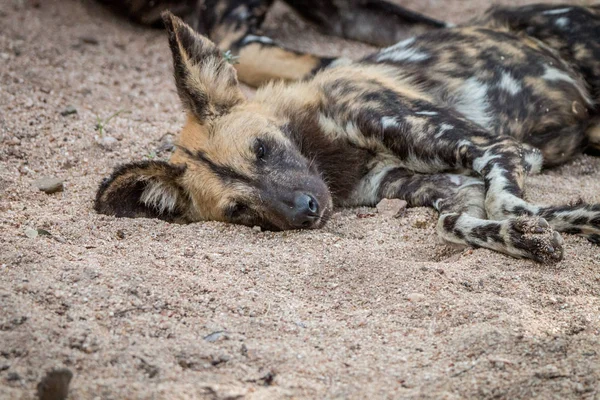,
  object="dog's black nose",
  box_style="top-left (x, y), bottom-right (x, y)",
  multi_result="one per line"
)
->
top-left (293, 193), bottom-right (320, 228)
